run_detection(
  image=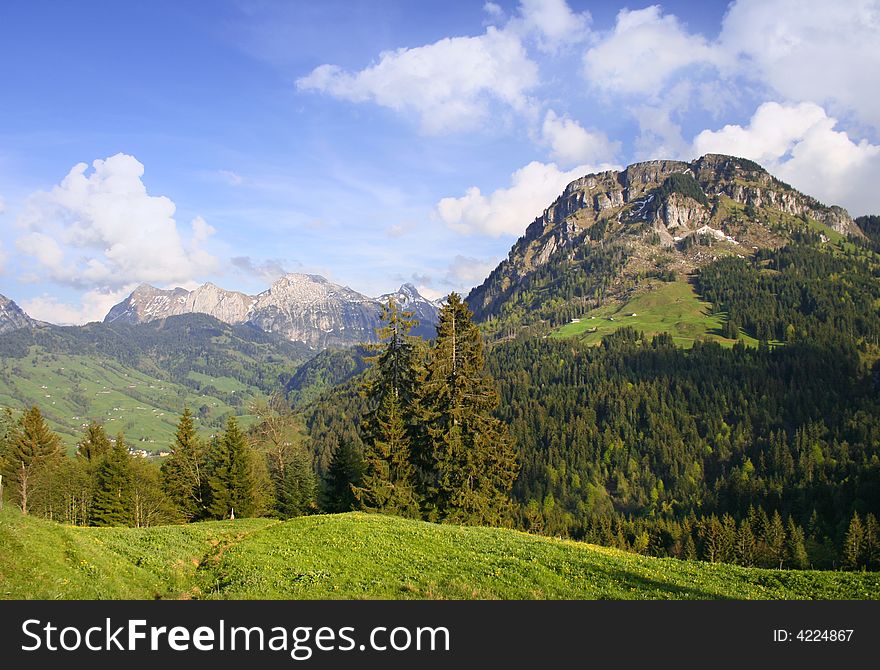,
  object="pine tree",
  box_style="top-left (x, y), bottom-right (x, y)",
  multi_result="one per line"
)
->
top-left (90, 435), bottom-right (134, 527)
top-left (356, 298), bottom-right (421, 517)
top-left (842, 511), bottom-right (865, 570)
top-left (786, 516), bottom-right (809, 569)
top-left (765, 511), bottom-right (787, 568)
top-left (275, 448), bottom-right (317, 518)
top-left (355, 391), bottom-right (420, 516)
top-left (864, 513), bottom-right (879, 571)
top-left (76, 421), bottom-right (111, 462)
top-left (322, 438), bottom-right (364, 513)
top-left (419, 293), bottom-right (518, 525)
top-left (735, 518), bottom-right (757, 566)
top-left (4, 406), bottom-right (62, 514)
top-left (207, 417), bottom-right (258, 519)
top-left (161, 407), bottom-right (208, 520)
